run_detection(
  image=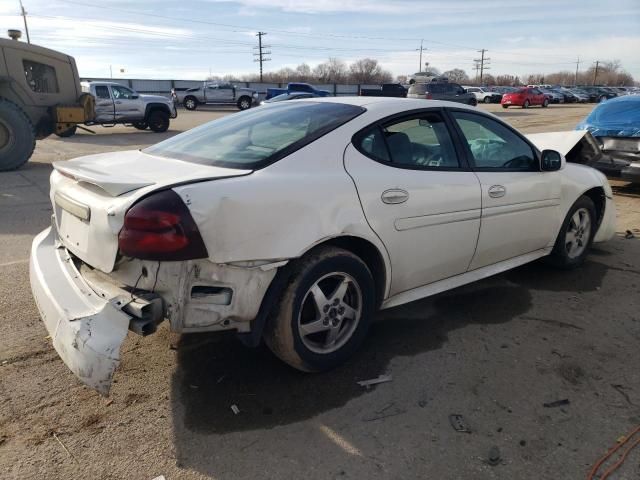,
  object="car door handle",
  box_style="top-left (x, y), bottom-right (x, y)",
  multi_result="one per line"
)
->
top-left (488, 185), bottom-right (506, 198)
top-left (381, 189), bottom-right (409, 204)
top-left (115, 101), bottom-right (123, 104)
